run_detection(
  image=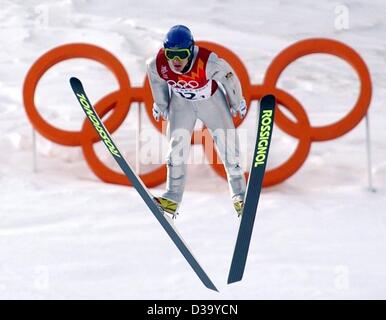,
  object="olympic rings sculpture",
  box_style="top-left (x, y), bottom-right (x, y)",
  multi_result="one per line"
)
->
top-left (23, 38), bottom-right (372, 187)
